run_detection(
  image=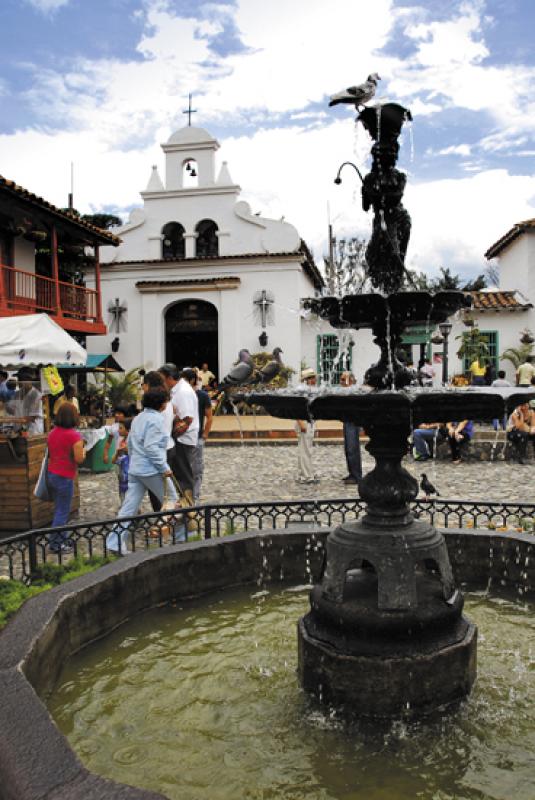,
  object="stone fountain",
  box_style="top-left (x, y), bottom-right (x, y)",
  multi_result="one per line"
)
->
top-left (244, 98), bottom-right (497, 716)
